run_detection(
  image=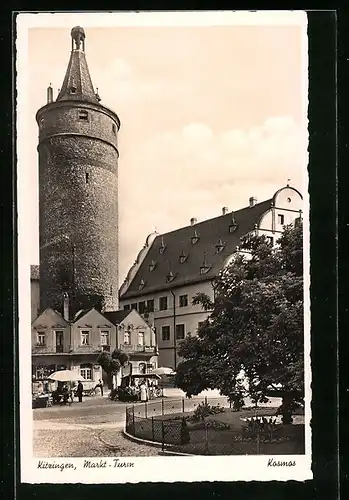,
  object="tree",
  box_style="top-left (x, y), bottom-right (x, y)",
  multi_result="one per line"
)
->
top-left (97, 348), bottom-right (129, 387)
top-left (175, 222), bottom-right (304, 424)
